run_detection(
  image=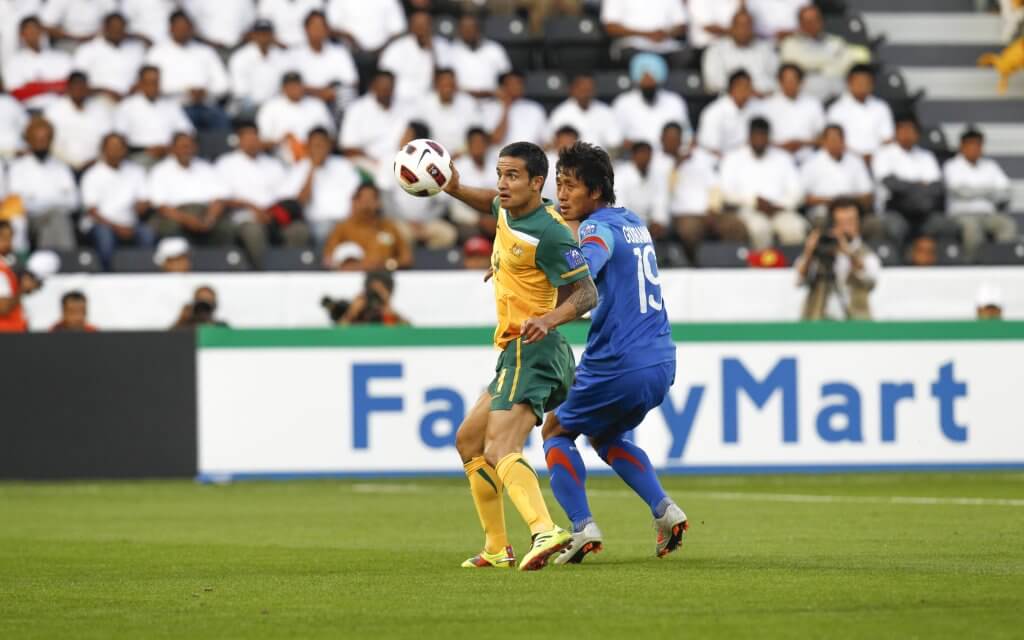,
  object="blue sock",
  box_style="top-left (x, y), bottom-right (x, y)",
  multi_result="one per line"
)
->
top-left (598, 436), bottom-right (669, 517)
top-left (543, 436), bottom-right (593, 532)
